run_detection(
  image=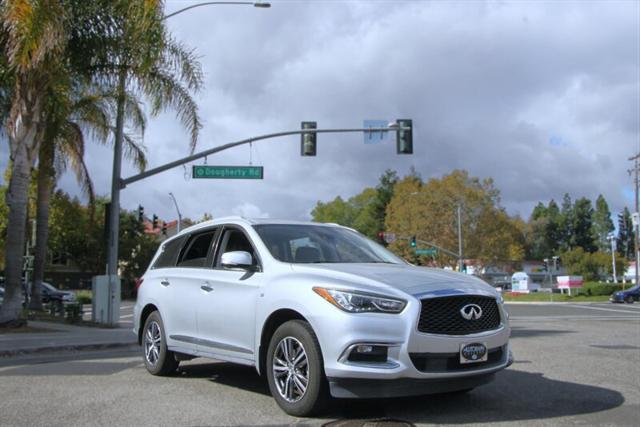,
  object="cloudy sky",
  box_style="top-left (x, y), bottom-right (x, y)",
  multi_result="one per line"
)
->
top-left (8, 0), bottom-right (640, 223)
